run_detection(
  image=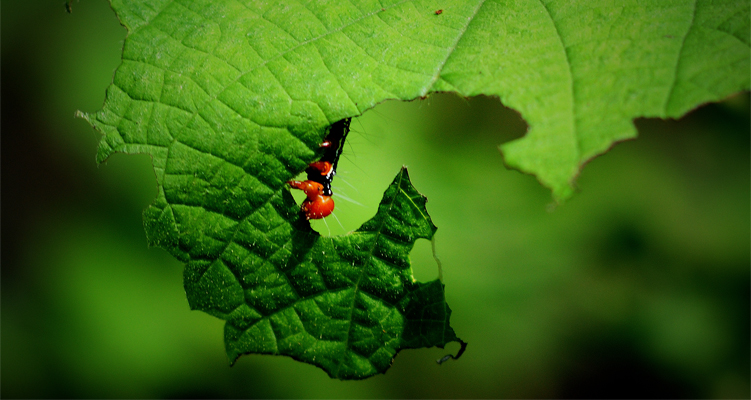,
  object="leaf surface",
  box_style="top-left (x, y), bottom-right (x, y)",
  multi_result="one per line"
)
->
top-left (89, 0), bottom-right (749, 198)
top-left (81, 0), bottom-right (748, 377)
top-left (184, 167), bottom-right (462, 379)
